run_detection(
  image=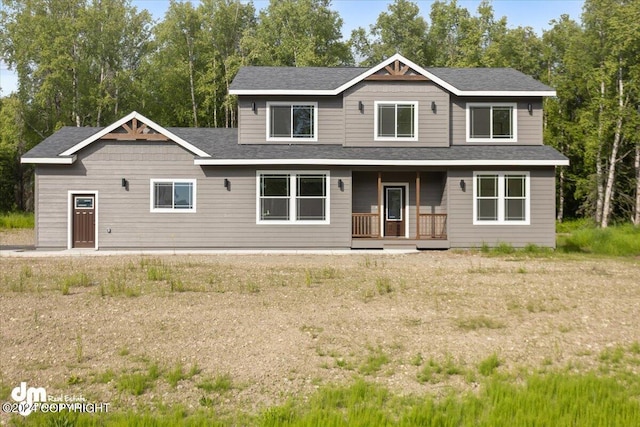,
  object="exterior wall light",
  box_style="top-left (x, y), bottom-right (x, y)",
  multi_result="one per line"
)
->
top-left (338, 179), bottom-right (344, 191)
top-left (251, 102), bottom-right (257, 113)
top-left (358, 101), bottom-right (364, 113)
top-left (527, 103), bottom-right (533, 114)
top-left (224, 179), bottom-right (231, 191)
